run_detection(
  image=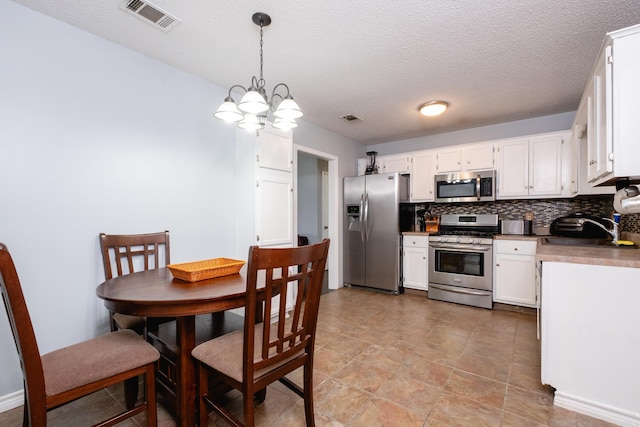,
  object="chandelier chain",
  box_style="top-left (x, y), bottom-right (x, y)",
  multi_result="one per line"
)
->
top-left (259, 23), bottom-right (264, 86)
